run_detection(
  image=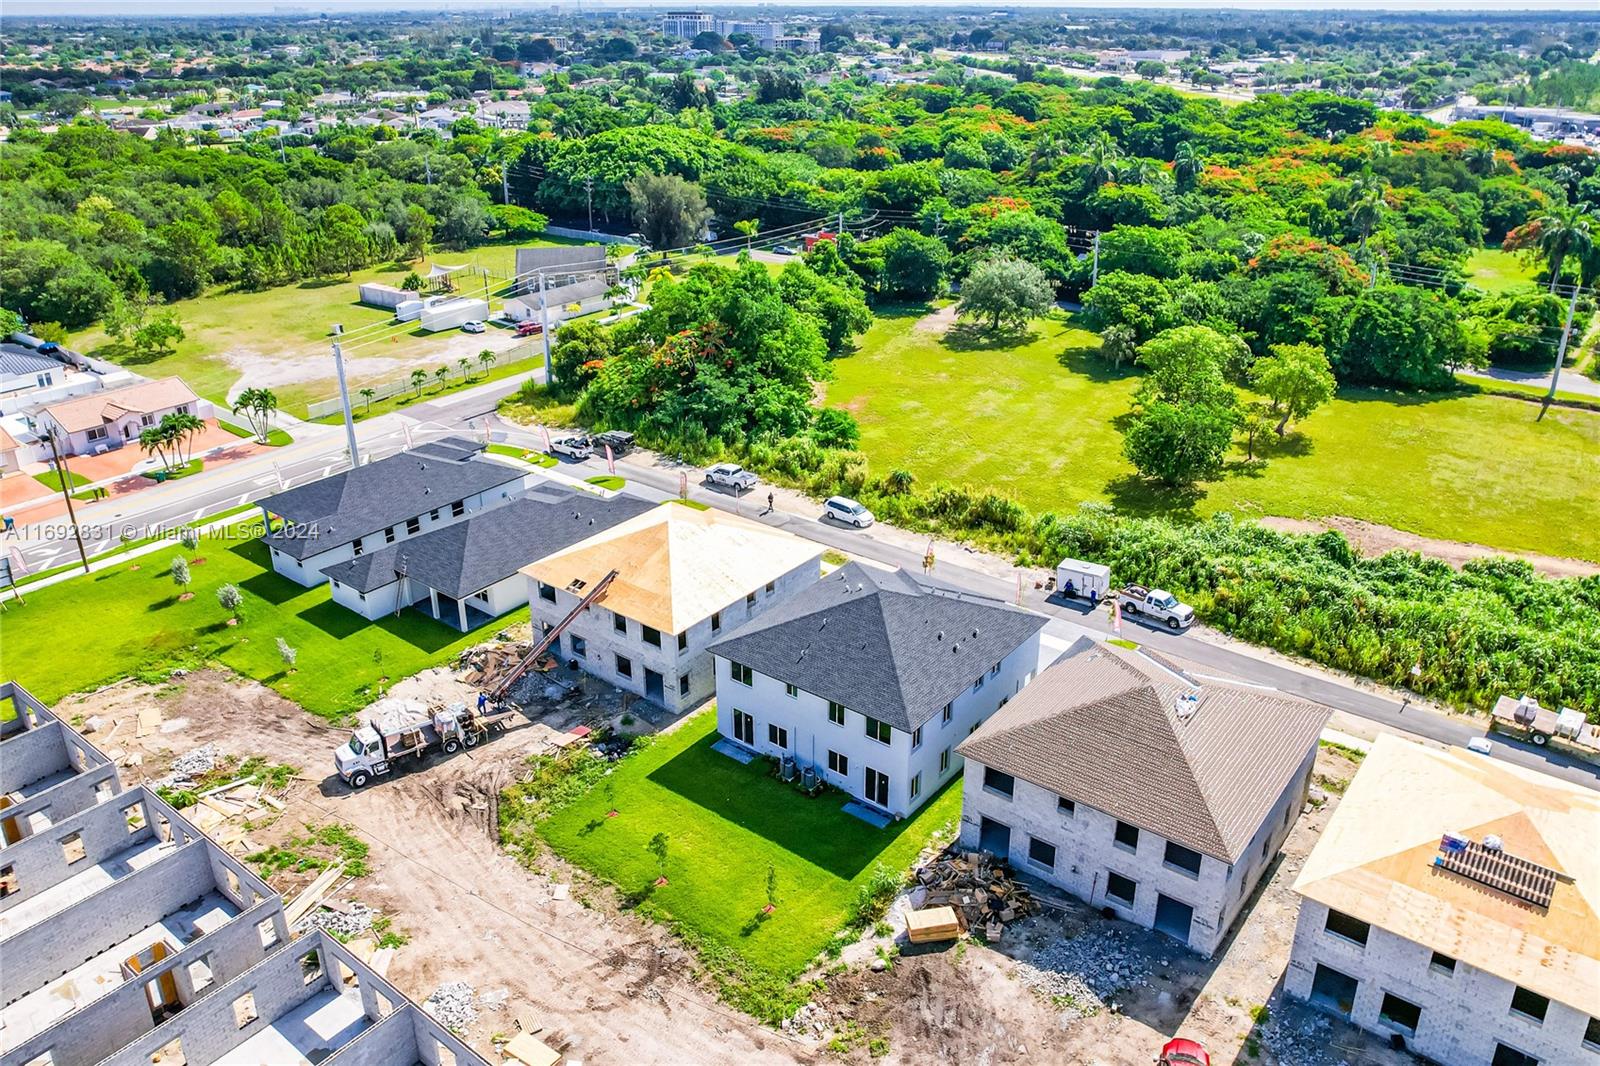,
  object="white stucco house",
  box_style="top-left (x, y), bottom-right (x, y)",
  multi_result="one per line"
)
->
top-left (520, 503), bottom-right (822, 713)
top-left (258, 437), bottom-right (527, 587)
top-left (957, 639), bottom-right (1328, 957)
top-left (35, 376), bottom-right (206, 456)
top-left (319, 487), bottom-right (650, 630)
top-left (1286, 735), bottom-right (1600, 1066)
top-left (706, 562), bottom-right (1047, 819)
